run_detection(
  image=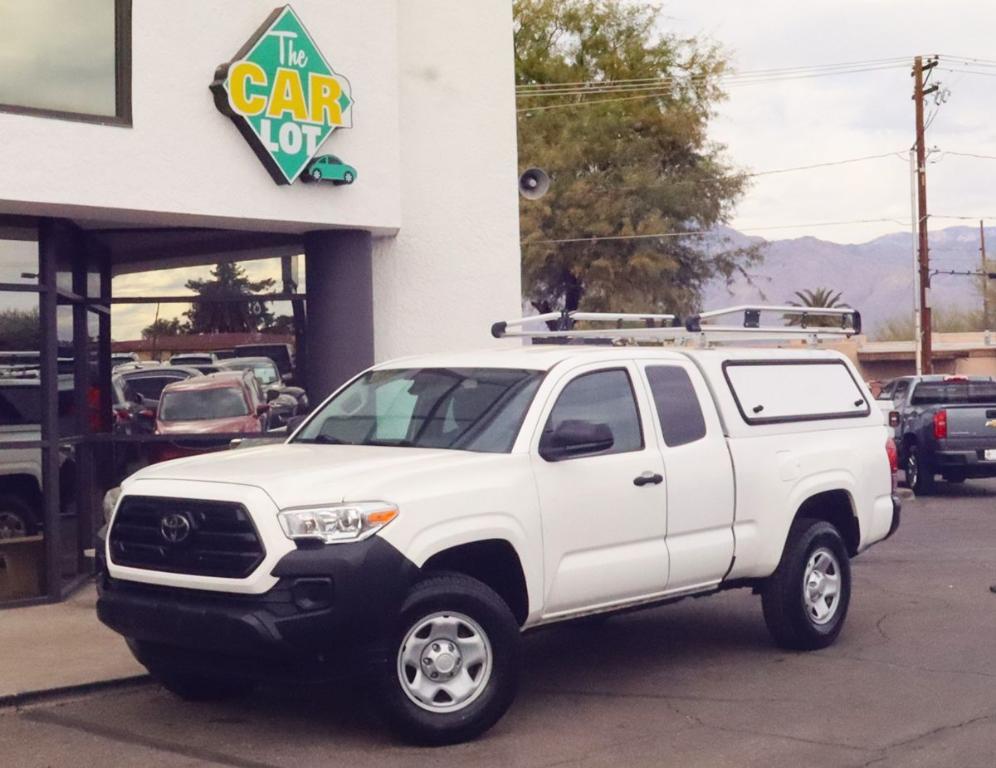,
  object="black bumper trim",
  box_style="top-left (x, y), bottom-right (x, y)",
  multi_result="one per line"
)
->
top-left (96, 534), bottom-right (419, 681)
top-left (885, 494), bottom-right (902, 540)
